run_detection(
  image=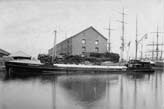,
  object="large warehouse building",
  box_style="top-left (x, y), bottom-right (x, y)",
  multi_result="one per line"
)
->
top-left (48, 26), bottom-right (107, 56)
